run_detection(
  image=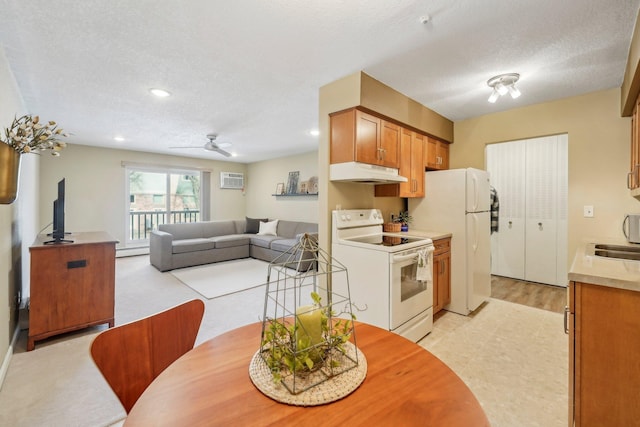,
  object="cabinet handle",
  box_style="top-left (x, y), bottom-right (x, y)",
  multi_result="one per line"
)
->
top-left (628, 171), bottom-right (633, 189)
top-left (564, 306), bottom-right (570, 334)
top-left (538, 222), bottom-right (543, 230)
top-left (508, 220), bottom-right (513, 227)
